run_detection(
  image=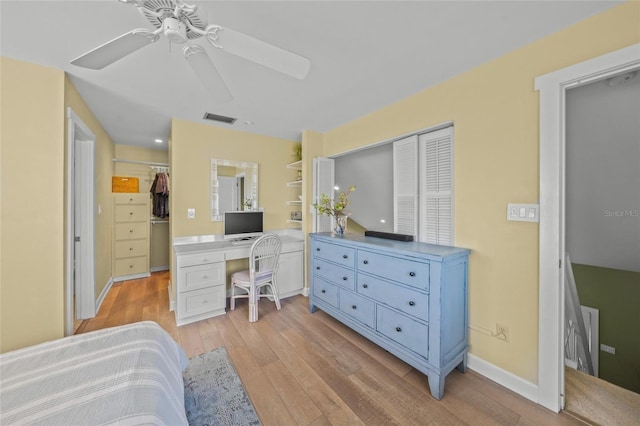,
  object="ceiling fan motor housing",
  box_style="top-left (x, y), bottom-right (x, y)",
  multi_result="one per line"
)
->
top-left (162, 17), bottom-right (187, 44)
